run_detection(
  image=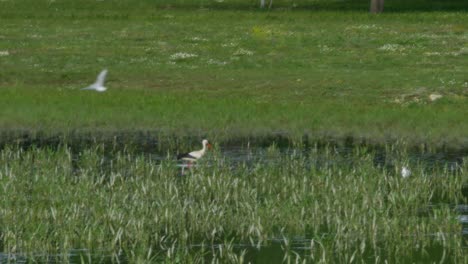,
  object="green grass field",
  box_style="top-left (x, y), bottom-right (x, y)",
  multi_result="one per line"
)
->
top-left (0, 1), bottom-right (467, 144)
